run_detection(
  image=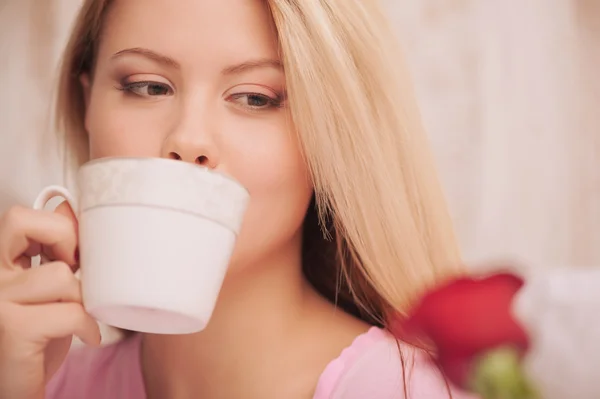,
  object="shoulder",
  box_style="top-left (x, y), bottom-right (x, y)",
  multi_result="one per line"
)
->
top-left (314, 327), bottom-right (478, 399)
top-left (45, 334), bottom-right (145, 399)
